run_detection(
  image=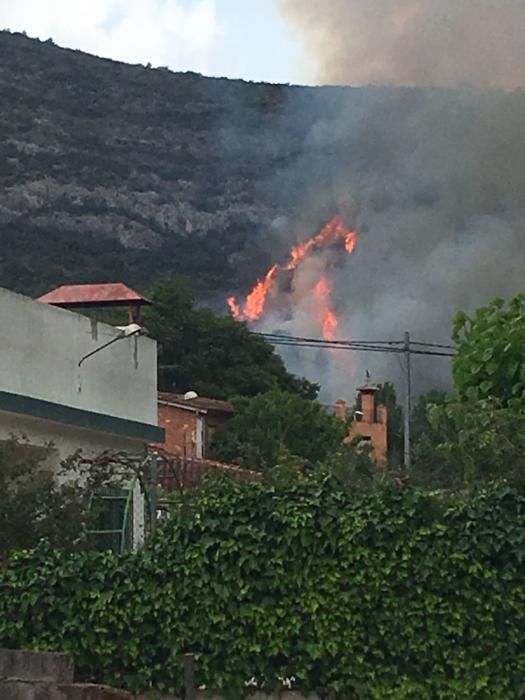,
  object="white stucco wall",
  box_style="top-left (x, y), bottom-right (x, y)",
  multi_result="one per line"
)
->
top-left (0, 410), bottom-right (146, 458)
top-left (0, 287), bottom-right (158, 426)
